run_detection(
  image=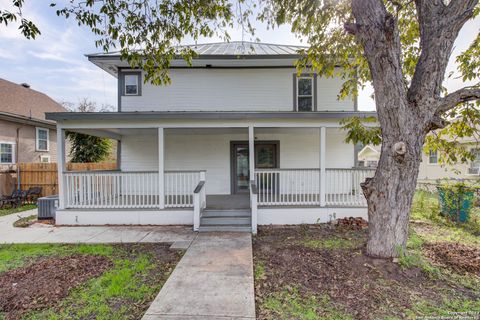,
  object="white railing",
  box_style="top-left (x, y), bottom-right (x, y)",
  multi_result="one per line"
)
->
top-left (254, 168), bottom-right (375, 207)
top-left (325, 168), bottom-right (375, 206)
top-left (64, 171), bottom-right (159, 209)
top-left (255, 169), bottom-right (320, 206)
top-left (64, 170), bottom-right (205, 209)
top-left (165, 170), bottom-right (204, 208)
